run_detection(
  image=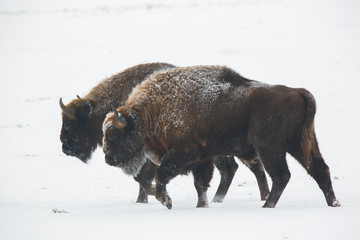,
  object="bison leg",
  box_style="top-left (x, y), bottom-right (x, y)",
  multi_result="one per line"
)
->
top-left (240, 157), bottom-right (270, 201)
top-left (192, 160), bottom-right (214, 208)
top-left (212, 156), bottom-right (238, 203)
top-left (256, 149), bottom-right (290, 208)
top-left (155, 183), bottom-right (173, 209)
top-left (135, 186), bottom-right (148, 203)
top-left (212, 156), bottom-right (269, 203)
top-left (133, 159), bottom-right (158, 203)
top-left (155, 151), bottom-right (187, 209)
top-left (310, 153), bottom-right (340, 207)
top-left (289, 136), bottom-right (340, 207)
top-left (308, 152), bottom-right (339, 207)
